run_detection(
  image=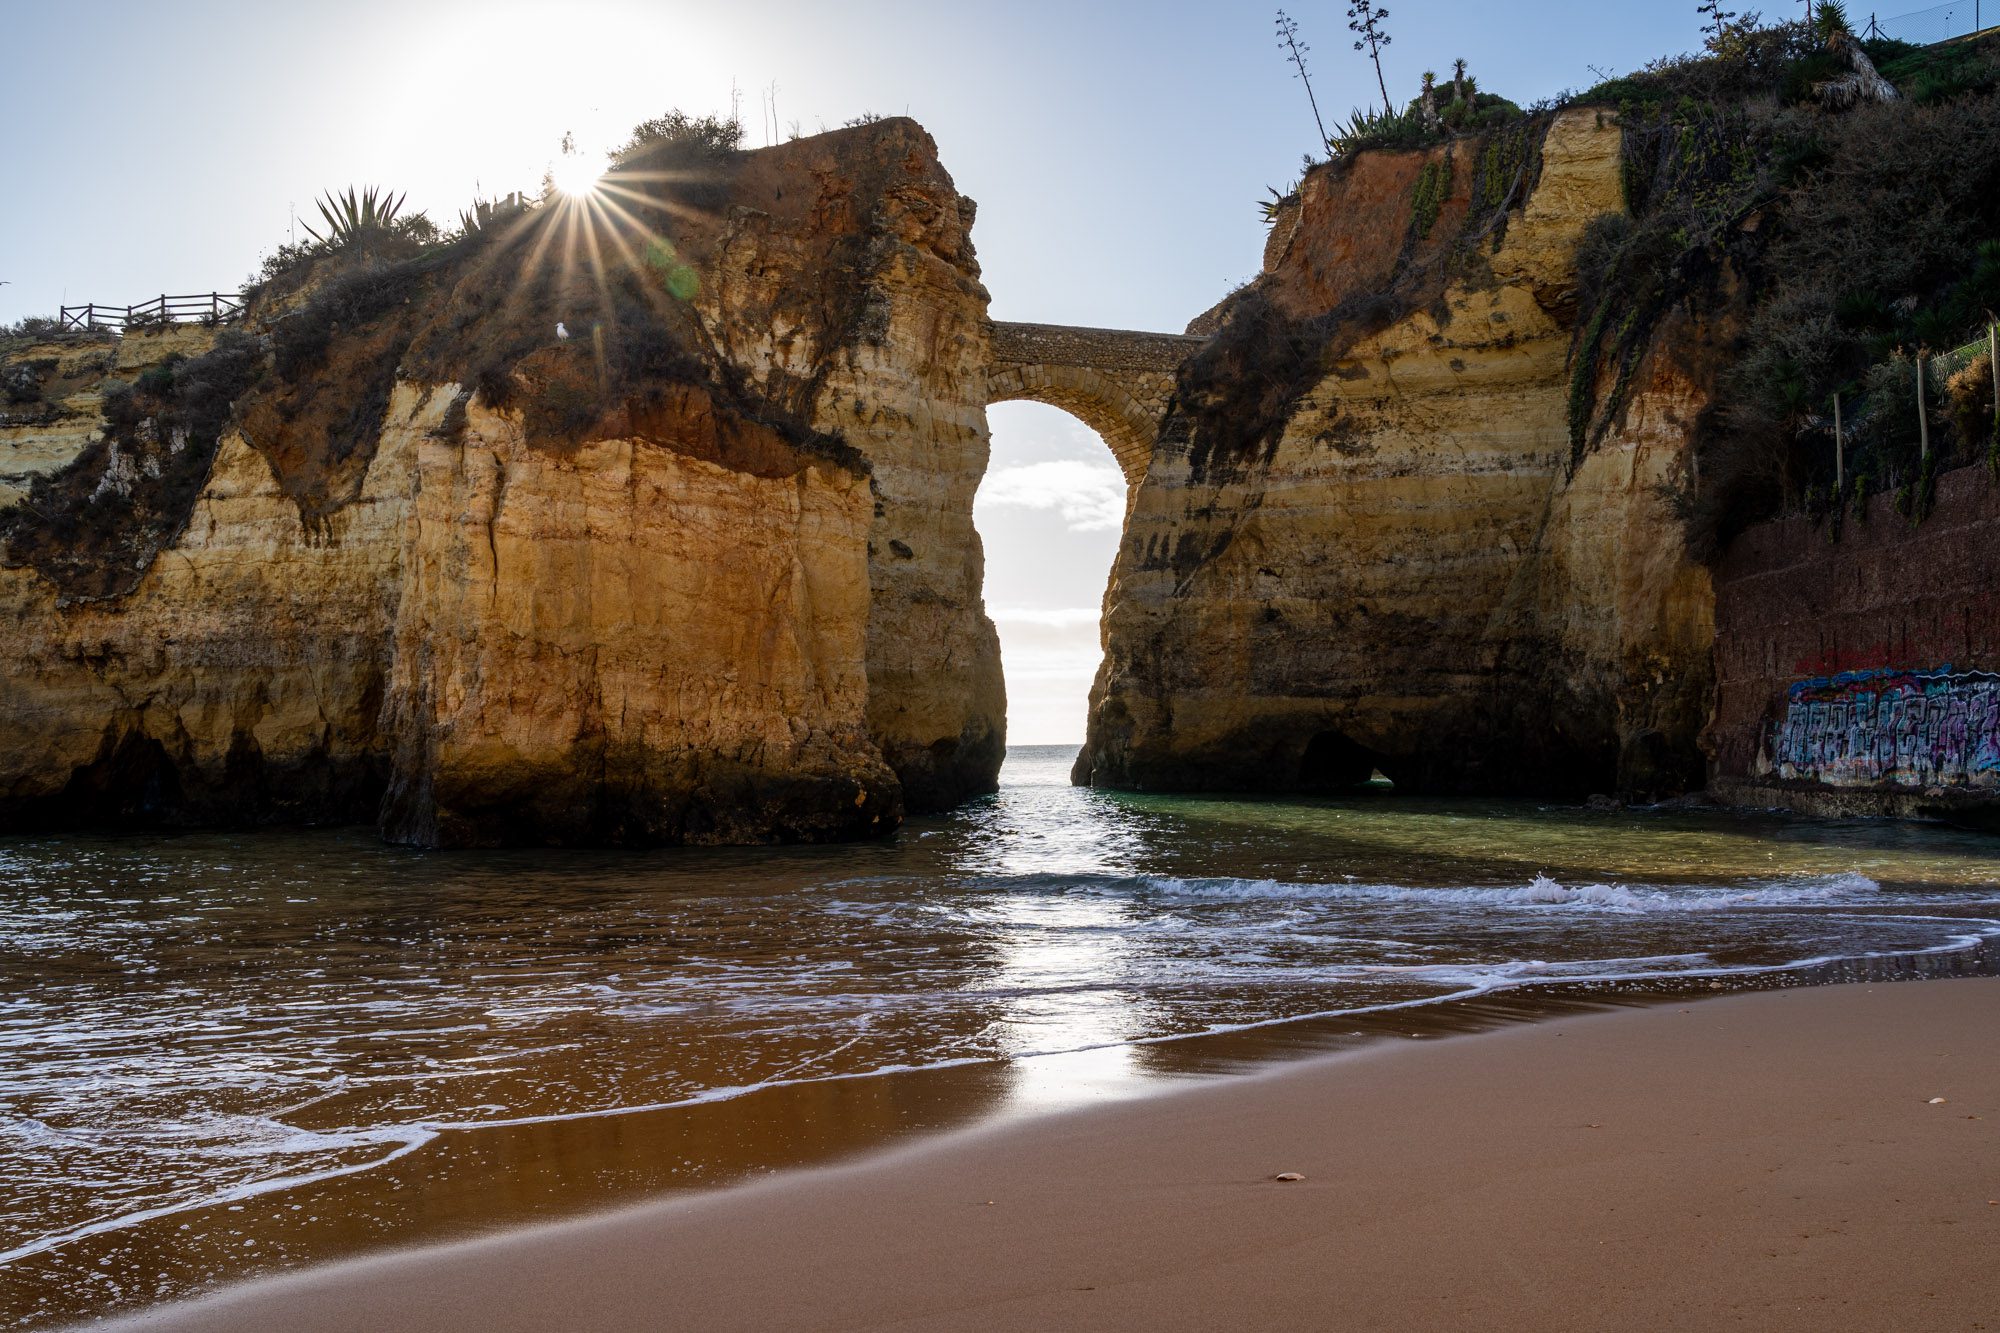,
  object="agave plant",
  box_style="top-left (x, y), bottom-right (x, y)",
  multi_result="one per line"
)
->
top-left (1326, 104), bottom-right (1428, 157)
top-left (457, 192), bottom-right (529, 238)
top-left (301, 185), bottom-right (407, 248)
